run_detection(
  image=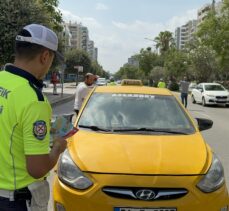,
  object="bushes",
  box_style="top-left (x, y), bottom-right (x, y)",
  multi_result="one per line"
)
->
top-left (168, 81), bottom-right (179, 91)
